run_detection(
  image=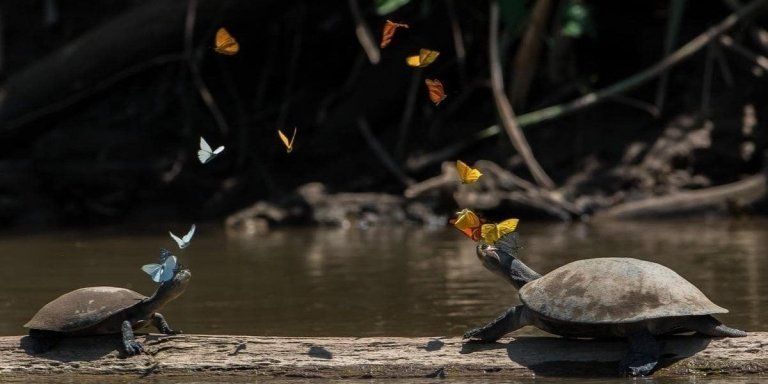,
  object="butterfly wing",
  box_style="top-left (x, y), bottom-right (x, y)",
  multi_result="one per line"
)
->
top-left (215, 28), bottom-right (240, 55)
top-left (198, 137), bottom-right (213, 163)
top-left (380, 20), bottom-right (409, 48)
top-left (418, 49), bottom-right (440, 67)
top-left (496, 219), bottom-right (519, 235)
top-left (481, 223), bottom-right (500, 244)
top-left (456, 160), bottom-right (482, 184)
top-left (425, 79), bottom-right (447, 105)
top-left (169, 231), bottom-right (184, 248)
top-left (142, 263), bottom-right (163, 283)
top-left (451, 209), bottom-right (484, 241)
top-left (278, 129), bottom-right (294, 153)
top-left (380, 20), bottom-right (396, 48)
top-left (159, 248), bottom-right (174, 263)
top-left (213, 146), bottom-right (225, 155)
top-left (481, 219), bottom-right (518, 245)
top-left (406, 54), bottom-right (422, 67)
top-left (182, 224), bottom-right (196, 245)
top-left (159, 256), bottom-right (178, 283)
